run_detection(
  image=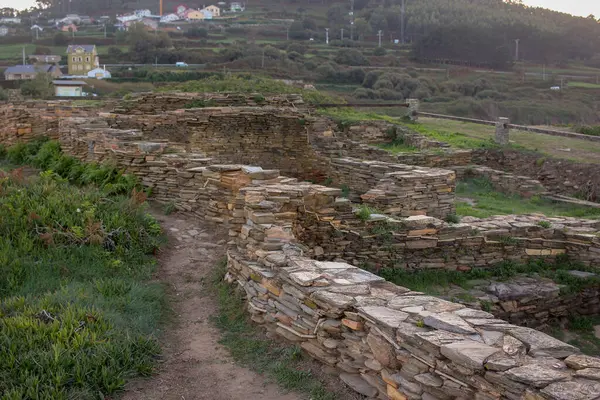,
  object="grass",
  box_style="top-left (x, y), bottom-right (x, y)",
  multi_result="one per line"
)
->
top-left (379, 256), bottom-right (600, 297)
top-left (211, 261), bottom-right (336, 400)
top-left (456, 177), bottom-right (600, 219)
top-left (0, 141), bottom-right (165, 398)
top-left (316, 107), bottom-right (398, 130)
top-left (550, 316), bottom-right (600, 356)
top-left (160, 74), bottom-right (342, 105)
top-left (567, 81), bottom-right (600, 89)
top-left (418, 117), bottom-right (600, 164)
